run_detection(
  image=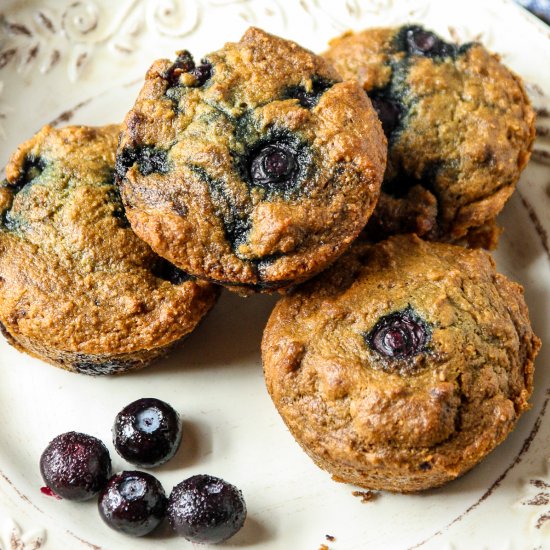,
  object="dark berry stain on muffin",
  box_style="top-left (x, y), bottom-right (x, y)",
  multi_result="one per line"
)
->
top-left (105, 185), bottom-right (131, 228)
top-left (284, 76), bottom-right (334, 108)
top-left (164, 50), bottom-right (213, 89)
top-left (381, 163), bottom-right (440, 199)
top-left (115, 147), bottom-right (137, 180)
top-left (369, 93), bottom-right (402, 137)
top-left (396, 25), bottom-right (459, 59)
top-left (11, 155), bottom-right (47, 193)
top-left (1, 156), bottom-right (50, 233)
top-left (73, 356), bottom-right (138, 376)
top-left (164, 50), bottom-right (196, 87)
top-left (364, 66), bottom-right (411, 145)
top-left (419, 461), bottom-right (433, 471)
top-left (365, 307), bottom-right (430, 361)
top-left (239, 132), bottom-right (312, 198)
top-left (191, 165), bottom-right (252, 253)
top-left (115, 146), bottom-right (170, 180)
top-left (151, 258), bottom-right (192, 285)
top-left (191, 60), bottom-right (213, 87)
top-left (138, 148), bottom-right (170, 176)
top-left (189, 133), bottom-right (313, 256)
